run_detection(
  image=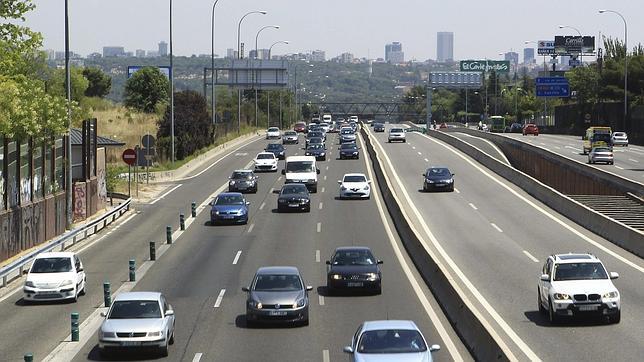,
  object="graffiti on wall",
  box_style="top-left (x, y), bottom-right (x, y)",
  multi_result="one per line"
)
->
top-left (73, 183), bottom-right (87, 221)
top-left (97, 148), bottom-right (107, 206)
